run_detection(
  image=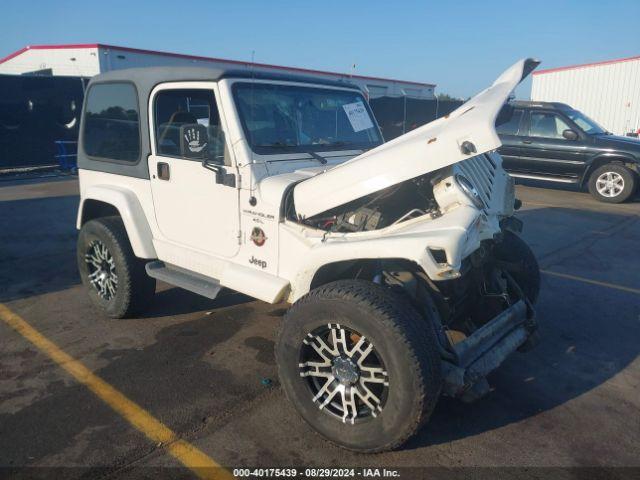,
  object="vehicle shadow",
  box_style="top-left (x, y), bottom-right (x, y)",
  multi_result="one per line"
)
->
top-left (142, 287), bottom-right (253, 318)
top-left (409, 284), bottom-right (639, 448)
top-left (0, 191), bottom-right (251, 318)
top-left (407, 203), bottom-right (640, 449)
top-left (515, 177), bottom-right (640, 203)
top-left (0, 193), bottom-right (253, 317)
